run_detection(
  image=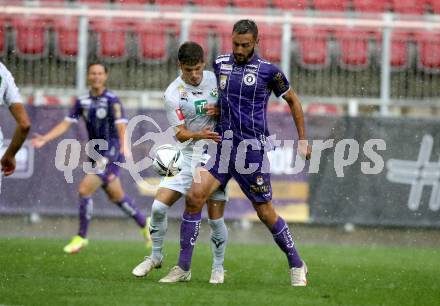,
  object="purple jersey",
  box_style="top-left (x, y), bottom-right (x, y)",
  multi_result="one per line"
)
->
top-left (213, 53), bottom-right (290, 143)
top-left (66, 89), bottom-right (127, 162)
